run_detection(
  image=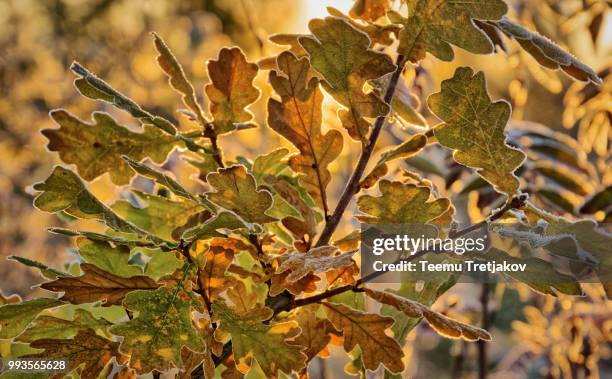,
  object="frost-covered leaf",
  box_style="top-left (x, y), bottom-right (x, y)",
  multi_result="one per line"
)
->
top-left (428, 67), bottom-right (525, 195)
top-left (491, 18), bottom-right (601, 84)
top-left (25, 329), bottom-right (126, 378)
top-left (267, 51), bottom-right (342, 213)
top-left (122, 156), bottom-right (198, 202)
top-left (212, 302), bottom-right (306, 376)
top-left (110, 286), bottom-right (205, 374)
top-left (322, 302), bottom-right (404, 373)
top-left (8, 256), bottom-right (67, 280)
top-left (479, 248), bottom-right (582, 296)
top-left (153, 33), bottom-right (207, 125)
top-left (112, 191), bottom-right (204, 242)
top-left (71, 62), bottom-right (176, 135)
top-left (43, 110), bottom-right (177, 185)
top-left (299, 17), bottom-right (395, 142)
top-left (0, 298), bottom-right (63, 339)
top-left (206, 165), bottom-right (276, 224)
top-left (205, 47), bottom-right (260, 134)
top-left (364, 288), bottom-right (491, 341)
top-left (16, 309), bottom-right (111, 342)
top-left (357, 180), bottom-right (450, 224)
top-left (40, 264), bottom-right (159, 306)
top-left (76, 238), bottom-right (143, 278)
top-left (182, 211), bottom-right (247, 241)
top-left (327, 7), bottom-right (399, 46)
top-left (276, 246), bottom-right (354, 282)
top-left (391, 0), bottom-right (507, 62)
top-left (361, 134), bottom-right (427, 189)
top-left (33, 167), bottom-right (166, 244)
